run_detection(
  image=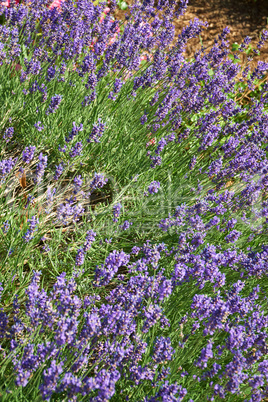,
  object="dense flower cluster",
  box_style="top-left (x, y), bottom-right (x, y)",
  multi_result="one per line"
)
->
top-left (0, 0), bottom-right (268, 400)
